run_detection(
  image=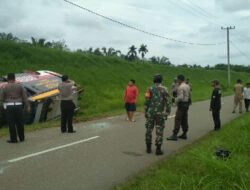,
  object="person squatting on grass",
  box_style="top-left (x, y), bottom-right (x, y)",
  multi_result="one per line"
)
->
top-left (243, 83), bottom-right (250, 112)
top-left (232, 79), bottom-right (244, 114)
top-left (0, 73), bottom-right (30, 143)
top-left (167, 74), bottom-right (191, 141)
top-left (144, 74), bottom-right (171, 155)
top-left (210, 80), bottom-right (222, 131)
top-left (124, 79), bottom-right (138, 122)
top-left (58, 75), bottom-right (76, 133)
